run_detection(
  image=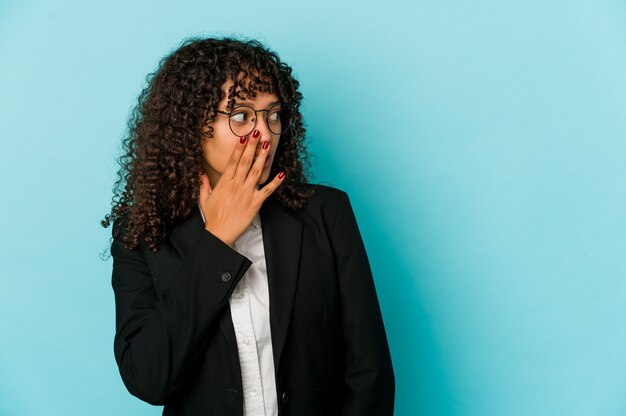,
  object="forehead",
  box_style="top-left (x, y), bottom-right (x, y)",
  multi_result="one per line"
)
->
top-left (220, 79), bottom-right (280, 107)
